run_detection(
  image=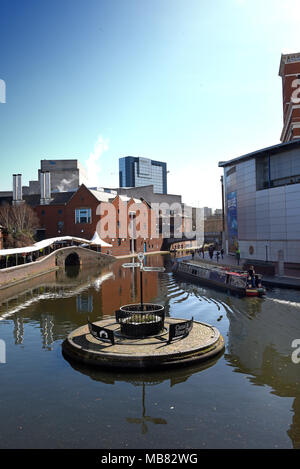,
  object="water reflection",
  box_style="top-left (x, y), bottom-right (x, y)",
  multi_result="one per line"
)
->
top-left (13, 315), bottom-right (24, 345)
top-left (126, 383), bottom-right (167, 435)
top-left (41, 313), bottom-right (54, 350)
top-left (0, 254), bottom-right (300, 448)
top-left (0, 256), bottom-right (164, 349)
top-left (166, 257), bottom-right (300, 448)
top-left (224, 293), bottom-right (300, 449)
top-left (63, 352), bottom-right (222, 436)
top-left (76, 294), bottom-right (93, 313)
